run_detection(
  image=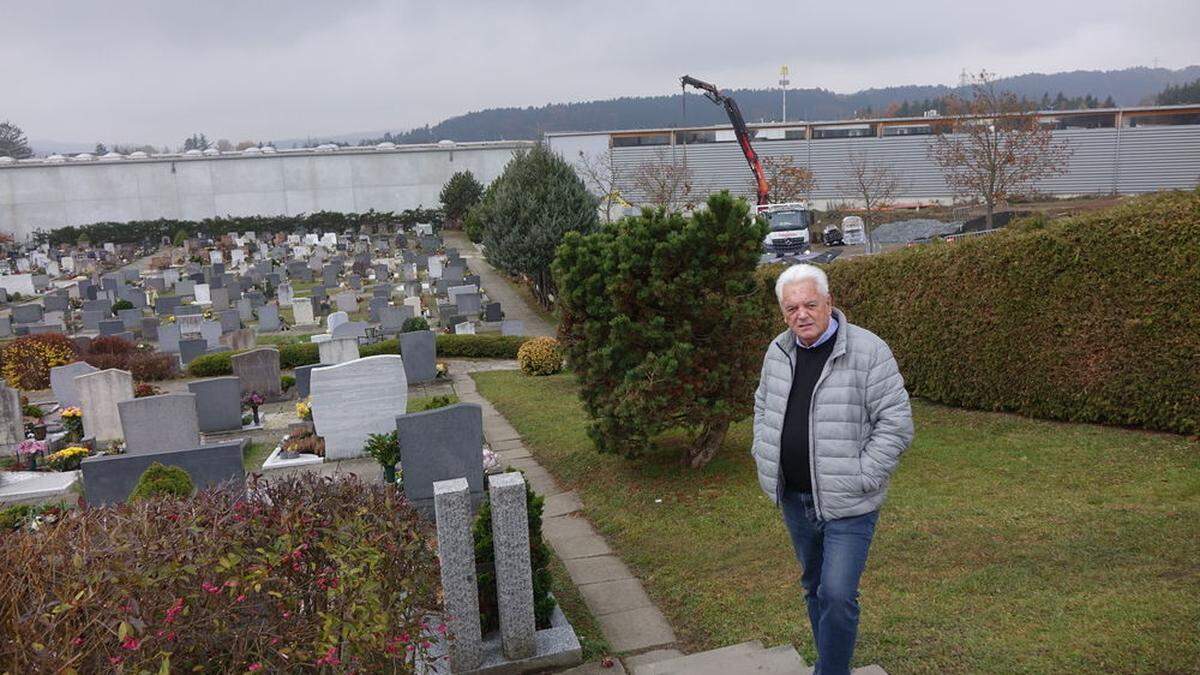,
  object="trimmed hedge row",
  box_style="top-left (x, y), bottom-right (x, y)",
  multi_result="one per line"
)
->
top-left (186, 334), bottom-right (532, 377)
top-left (763, 190), bottom-right (1199, 435)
